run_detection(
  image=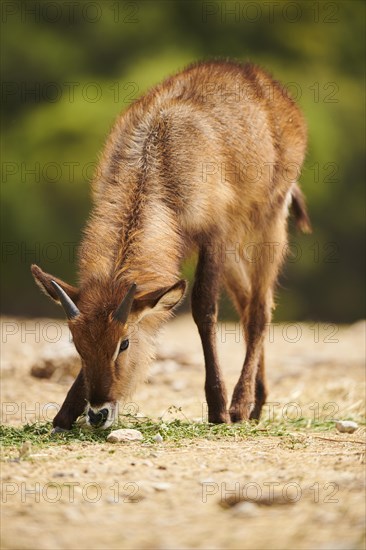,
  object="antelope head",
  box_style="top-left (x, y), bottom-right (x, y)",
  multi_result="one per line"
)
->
top-left (31, 264), bottom-right (186, 429)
